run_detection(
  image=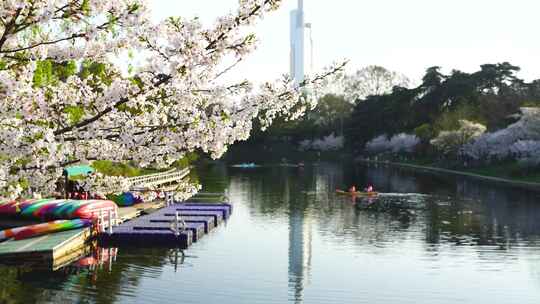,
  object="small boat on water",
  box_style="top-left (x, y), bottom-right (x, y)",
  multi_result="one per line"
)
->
top-left (230, 163), bottom-right (260, 168)
top-left (336, 189), bottom-right (379, 197)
